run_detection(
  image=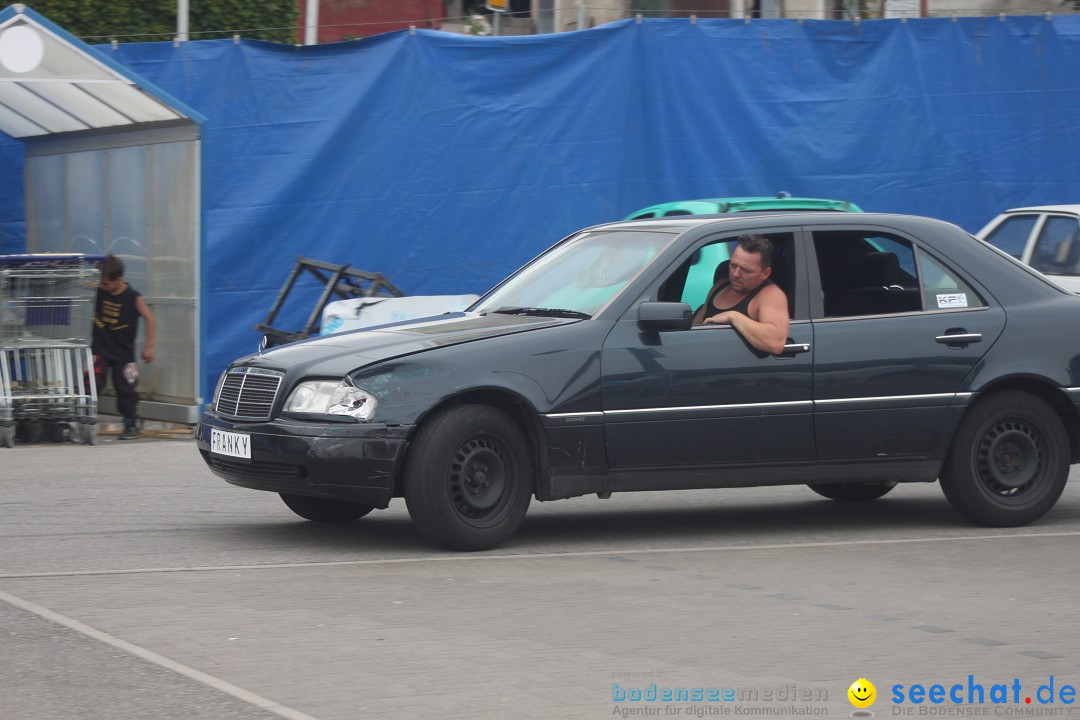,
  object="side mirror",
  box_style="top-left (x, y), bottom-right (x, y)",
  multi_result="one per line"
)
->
top-left (638, 302), bottom-right (693, 332)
